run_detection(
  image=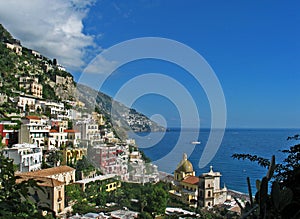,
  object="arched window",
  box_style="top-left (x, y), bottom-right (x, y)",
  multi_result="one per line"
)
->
top-left (208, 191), bottom-right (211, 197)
